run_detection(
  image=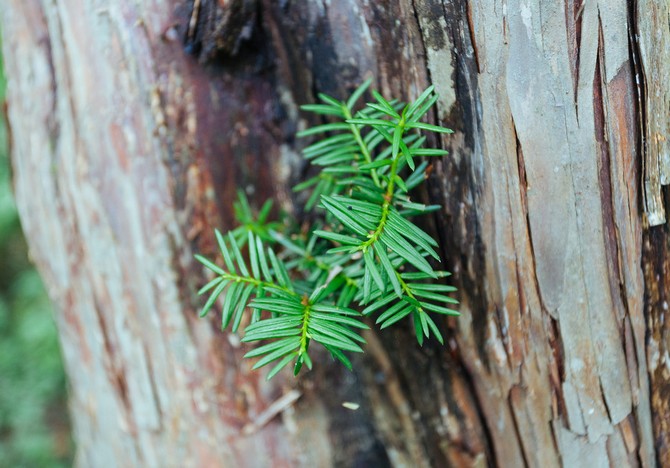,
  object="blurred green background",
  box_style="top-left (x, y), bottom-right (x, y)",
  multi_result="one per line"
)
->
top-left (0, 45), bottom-right (73, 466)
